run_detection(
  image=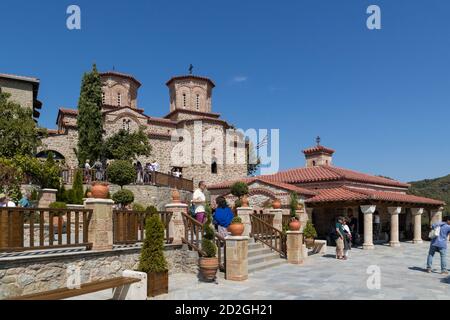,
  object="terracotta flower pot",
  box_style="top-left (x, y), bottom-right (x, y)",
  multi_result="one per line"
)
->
top-left (198, 257), bottom-right (219, 281)
top-left (171, 189), bottom-right (181, 203)
top-left (305, 238), bottom-right (315, 249)
top-left (86, 192), bottom-right (92, 198)
top-left (272, 199), bottom-right (282, 209)
top-left (91, 182), bottom-right (109, 199)
top-left (240, 195), bottom-right (249, 207)
top-left (289, 219), bottom-right (301, 231)
top-left (228, 223), bottom-right (244, 236)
